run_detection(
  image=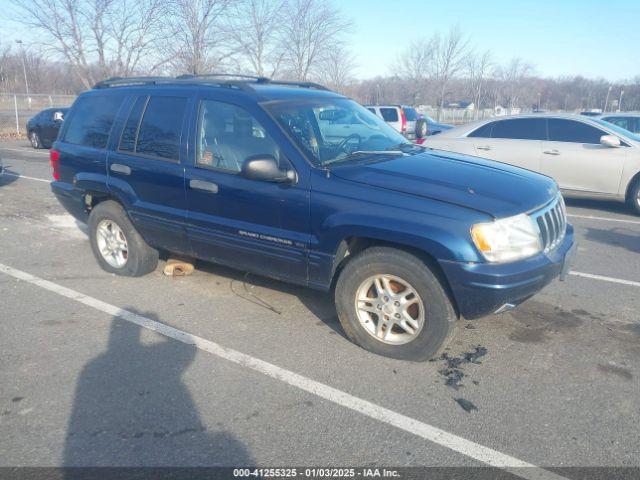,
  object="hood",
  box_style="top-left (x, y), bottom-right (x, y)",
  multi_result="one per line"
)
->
top-left (331, 151), bottom-right (558, 218)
